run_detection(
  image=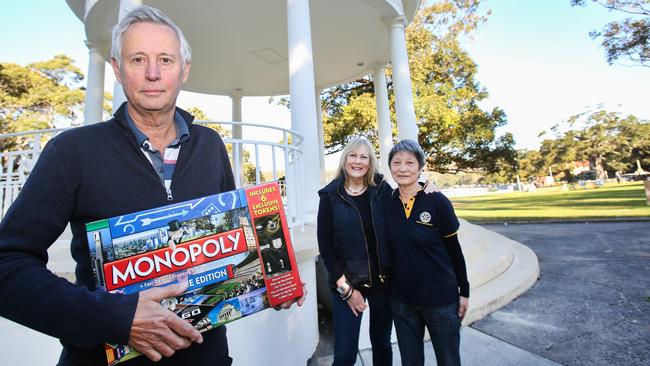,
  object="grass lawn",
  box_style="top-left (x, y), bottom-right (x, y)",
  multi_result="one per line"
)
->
top-left (451, 181), bottom-right (650, 222)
